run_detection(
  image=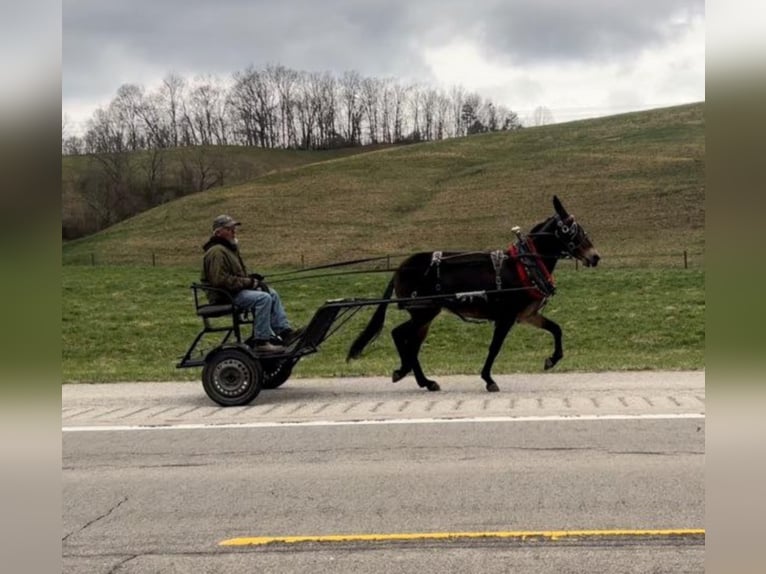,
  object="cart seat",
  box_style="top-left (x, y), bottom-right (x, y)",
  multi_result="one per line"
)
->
top-left (196, 303), bottom-right (234, 318)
